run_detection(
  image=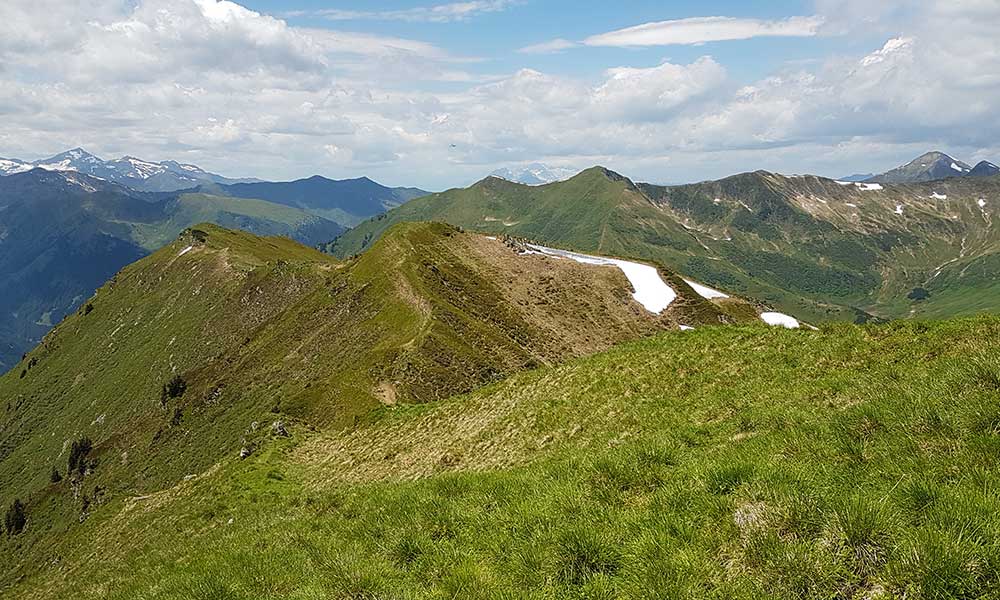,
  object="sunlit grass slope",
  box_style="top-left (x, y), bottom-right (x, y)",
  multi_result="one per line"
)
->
top-left (6, 317), bottom-right (1000, 599)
